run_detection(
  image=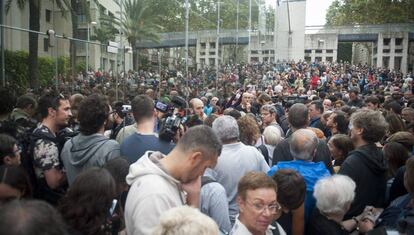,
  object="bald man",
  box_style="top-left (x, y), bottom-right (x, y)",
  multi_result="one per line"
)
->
top-left (190, 98), bottom-right (206, 121)
top-left (268, 128), bottom-right (330, 222)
